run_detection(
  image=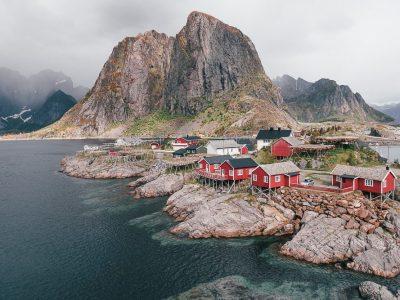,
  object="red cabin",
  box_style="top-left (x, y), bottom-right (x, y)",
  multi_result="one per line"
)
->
top-left (251, 161), bottom-right (300, 189)
top-left (331, 165), bottom-right (397, 195)
top-left (240, 145), bottom-right (249, 155)
top-left (218, 157), bottom-right (258, 181)
top-left (271, 137), bottom-right (304, 158)
top-left (197, 155), bottom-right (233, 174)
top-left (172, 135), bottom-right (200, 150)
